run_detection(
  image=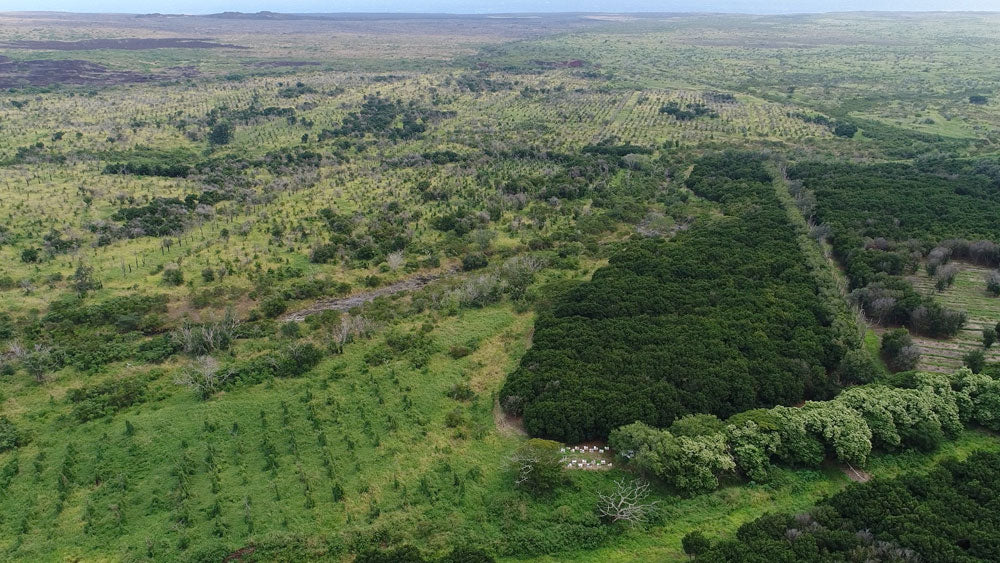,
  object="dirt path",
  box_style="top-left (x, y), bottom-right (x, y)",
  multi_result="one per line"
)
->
top-left (280, 268), bottom-right (455, 322)
top-left (841, 464), bottom-right (871, 483)
top-left (494, 398), bottom-right (527, 437)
